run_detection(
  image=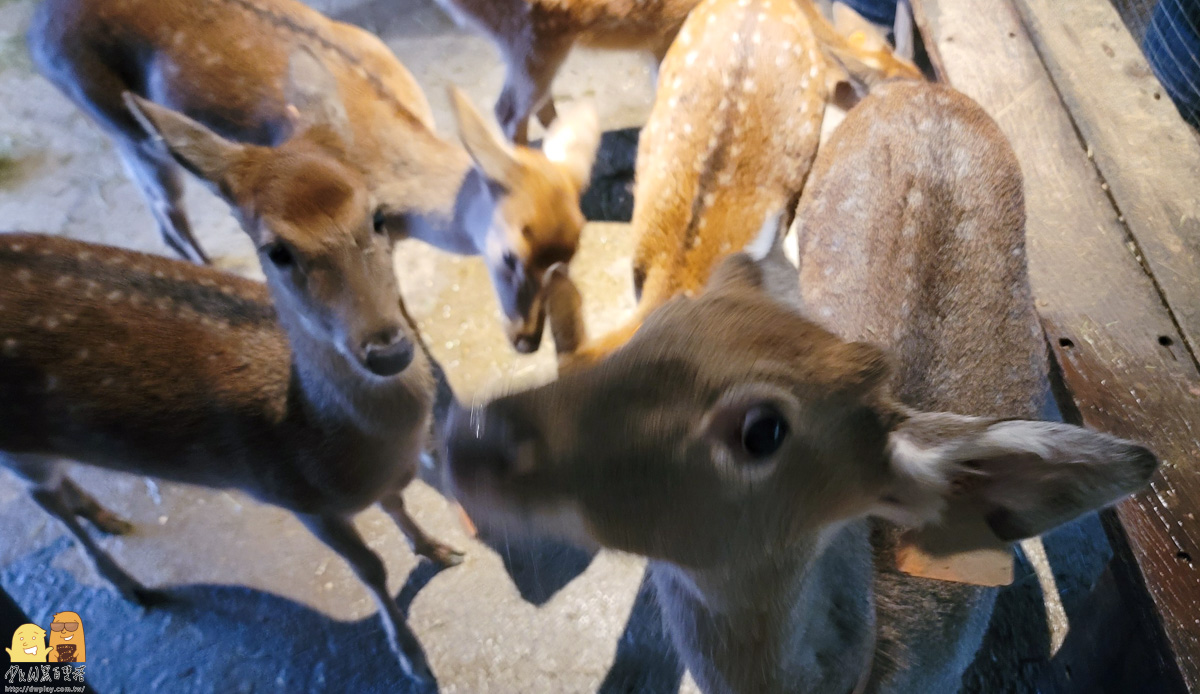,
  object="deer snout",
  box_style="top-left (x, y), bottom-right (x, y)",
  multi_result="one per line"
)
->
top-left (362, 328), bottom-right (414, 377)
top-left (507, 317), bottom-right (545, 354)
top-left (445, 402), bottom-right (537, 492)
